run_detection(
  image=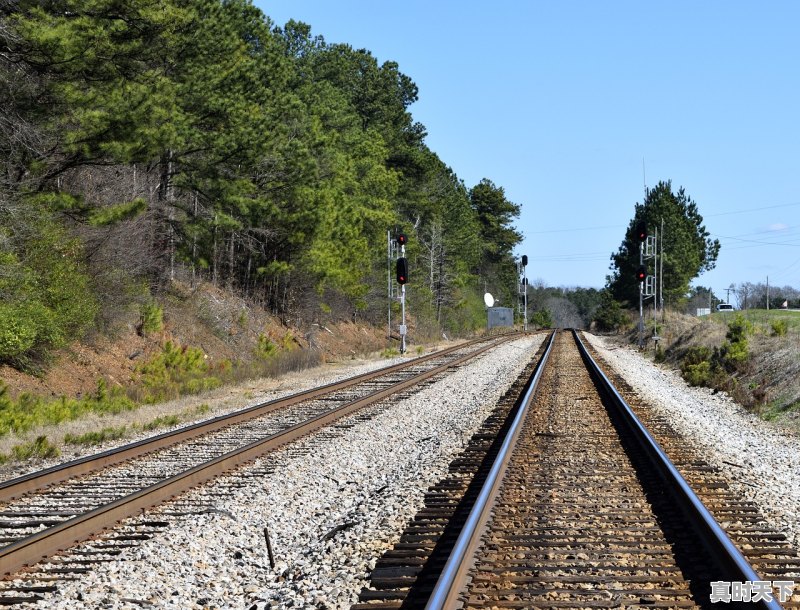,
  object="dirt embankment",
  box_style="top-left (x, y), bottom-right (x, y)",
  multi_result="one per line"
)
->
top-left (0, 281), bottom-right (398, 401)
